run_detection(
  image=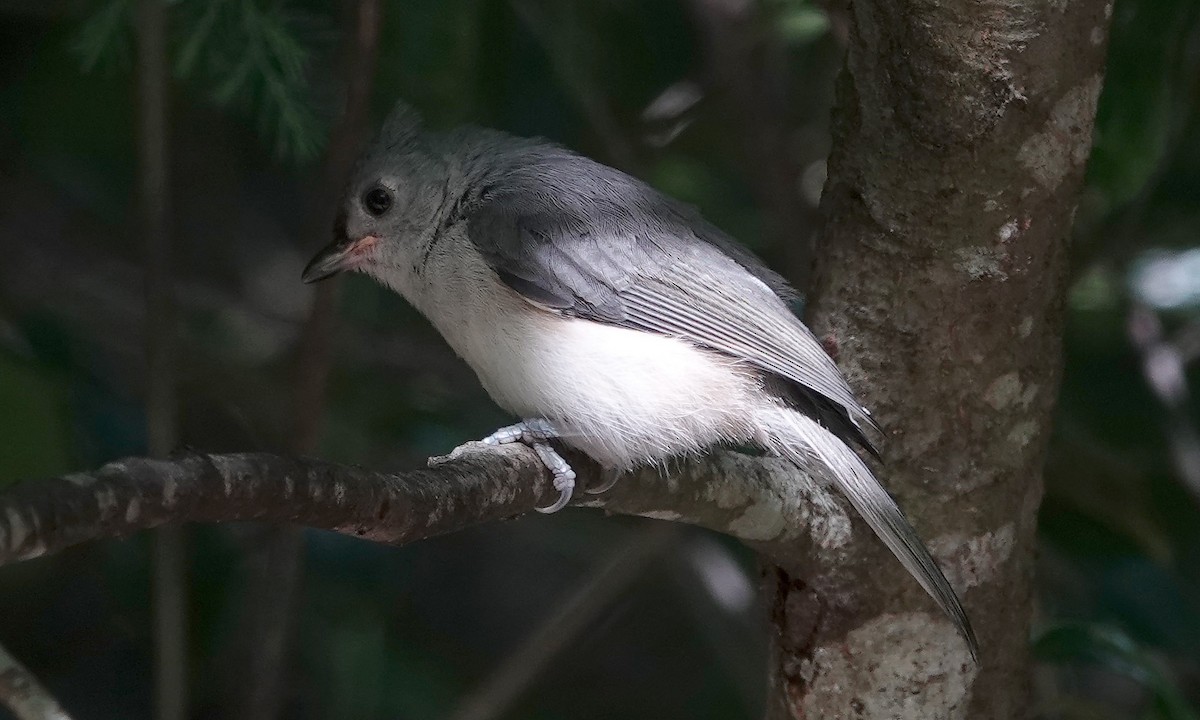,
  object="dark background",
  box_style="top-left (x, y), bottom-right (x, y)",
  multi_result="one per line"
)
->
top-left (1, 0), bottom-right (1198, 718)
